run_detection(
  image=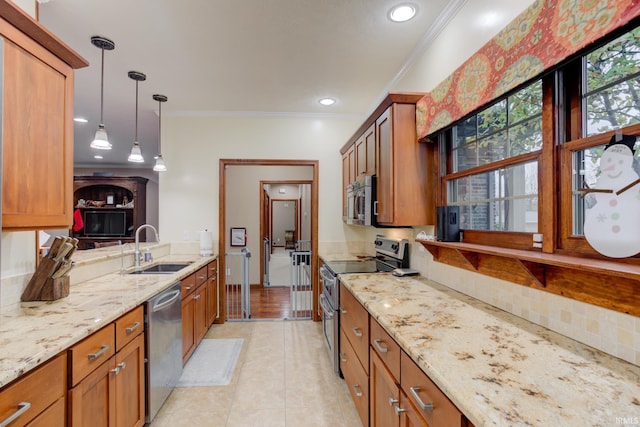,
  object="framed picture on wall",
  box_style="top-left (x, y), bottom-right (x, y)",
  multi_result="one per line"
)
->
top-left (230, 227), bottom-right (246, 247)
